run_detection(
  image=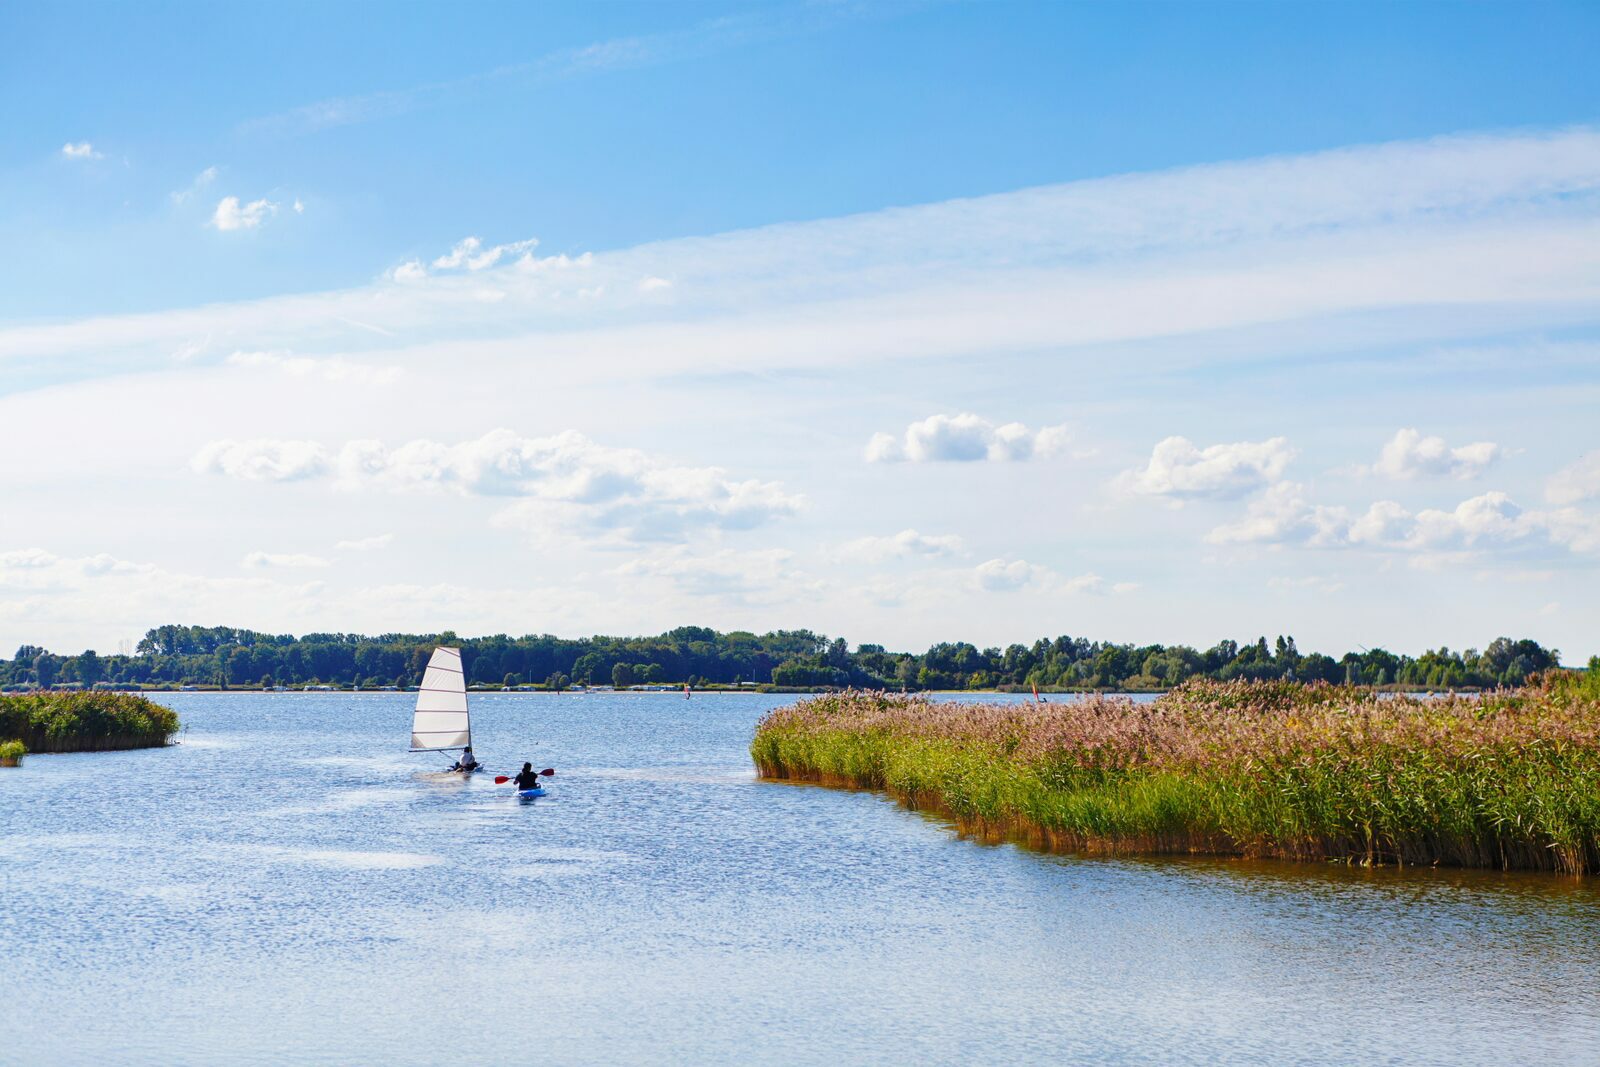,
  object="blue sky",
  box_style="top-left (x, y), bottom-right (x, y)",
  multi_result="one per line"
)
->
top-left (7, 1), bottom-right (1598, 316)
top-left (3, 1), bottom-right (1600, 657)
